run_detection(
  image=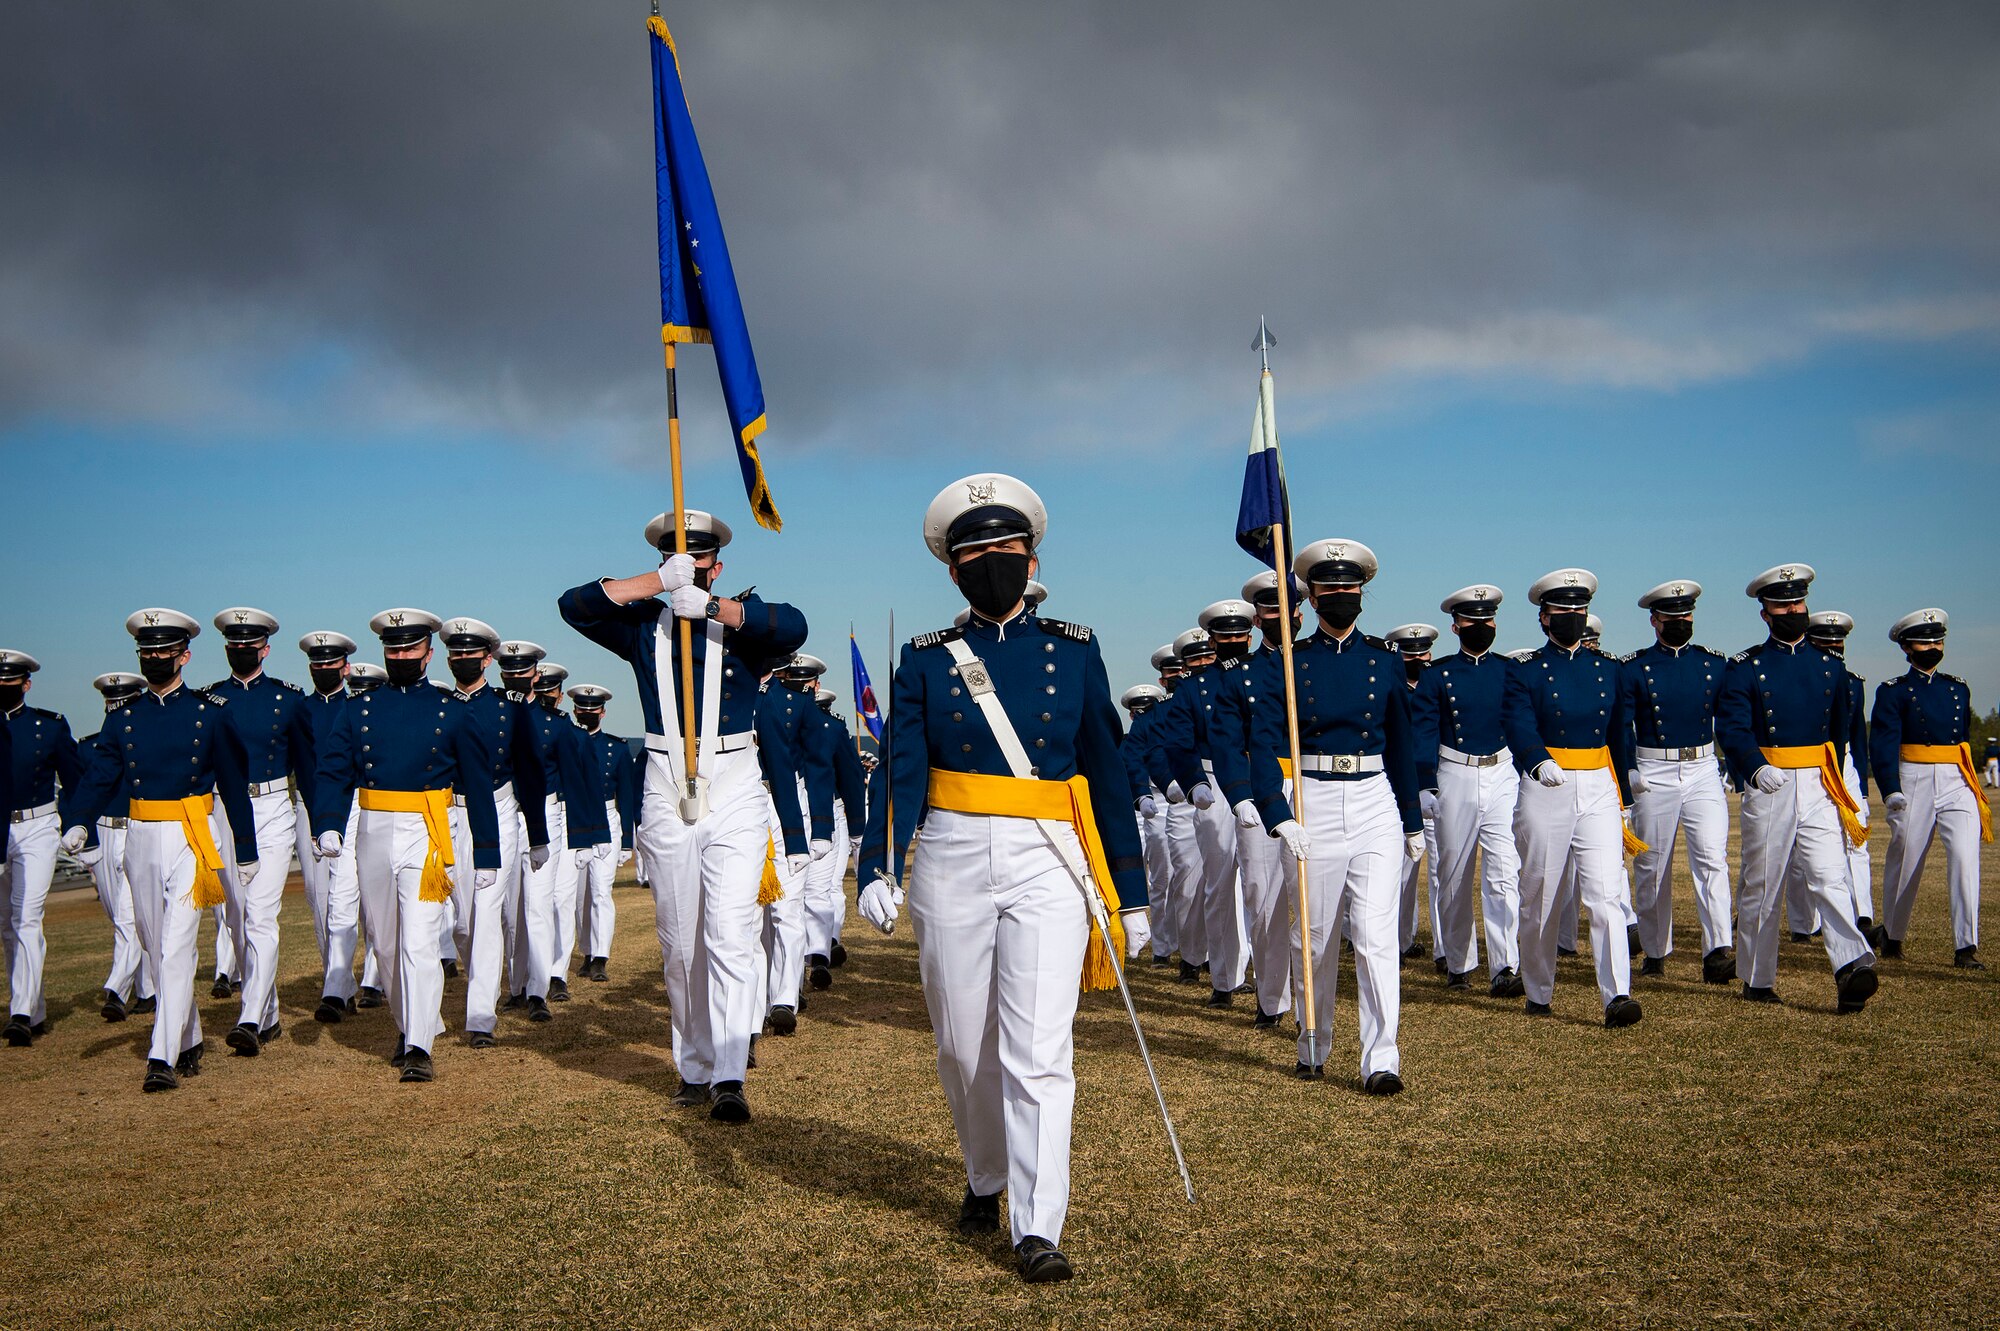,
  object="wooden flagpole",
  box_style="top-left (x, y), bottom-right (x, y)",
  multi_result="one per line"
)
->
top-left (664, 342), bottom-right (701, 817)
